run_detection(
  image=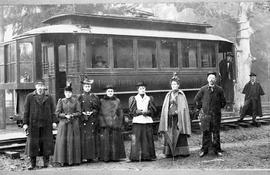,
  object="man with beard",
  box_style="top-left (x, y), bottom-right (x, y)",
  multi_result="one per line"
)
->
top-left (194, 72), bottom-right (226, 157)
top-left (23, 79), bottom-right (57, 170)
